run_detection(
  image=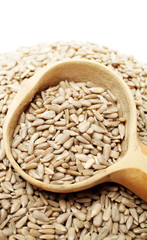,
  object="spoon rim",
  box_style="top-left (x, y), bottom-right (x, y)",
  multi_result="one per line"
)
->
top-left (3, 59), bottom-right (139, 192)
